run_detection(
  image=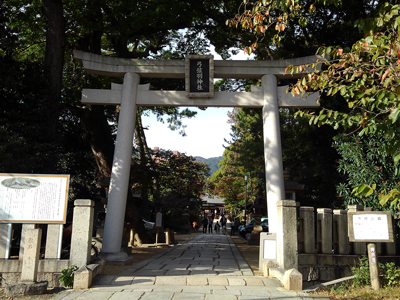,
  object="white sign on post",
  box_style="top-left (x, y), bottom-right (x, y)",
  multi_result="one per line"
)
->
top-left (353, 214), bottom-right (389, 240)
top-left (0, 174), bottom-right (69, 224)
top-left (348, 211), bottom-right (393, 242)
